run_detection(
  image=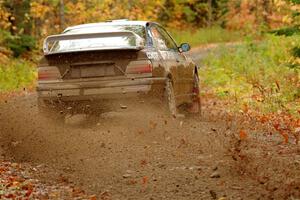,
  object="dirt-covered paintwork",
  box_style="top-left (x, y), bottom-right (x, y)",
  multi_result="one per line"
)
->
top-left (37, 20), bottom-right (198, 108)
